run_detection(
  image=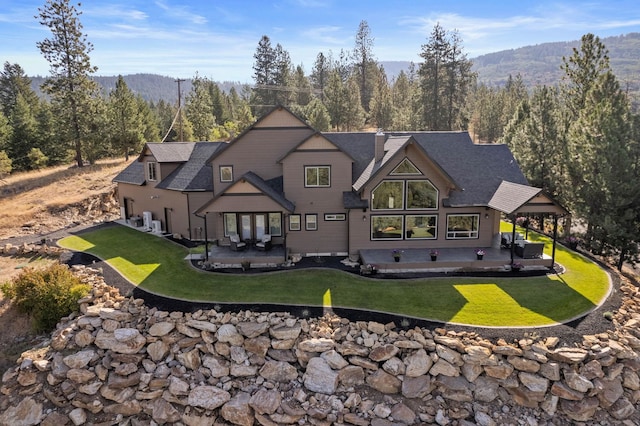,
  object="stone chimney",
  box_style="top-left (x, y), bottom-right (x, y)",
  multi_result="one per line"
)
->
top-left (375, 130), bottom-right (386, 163)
